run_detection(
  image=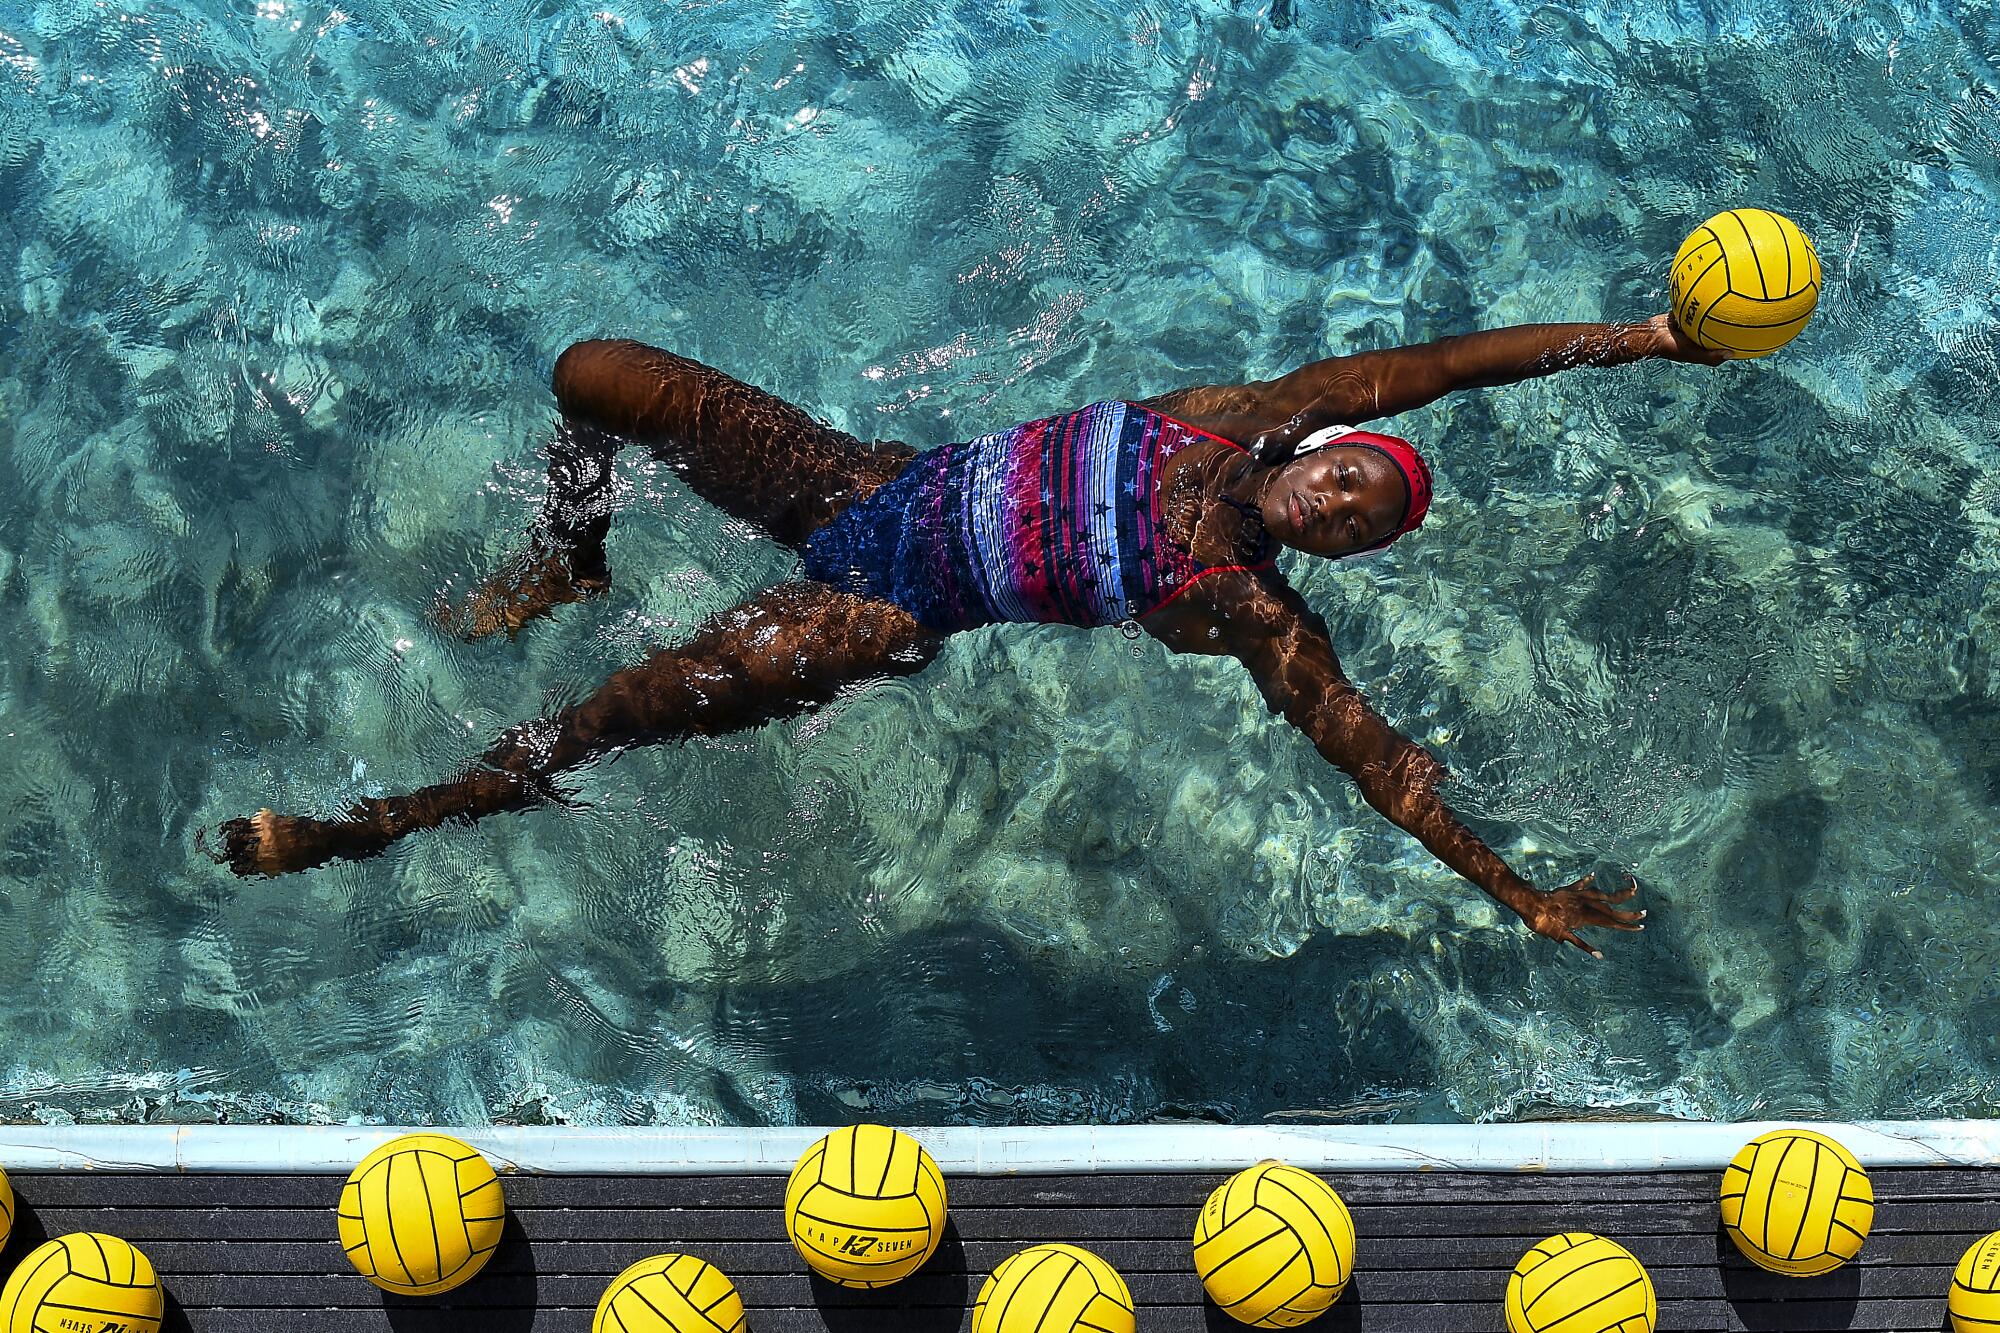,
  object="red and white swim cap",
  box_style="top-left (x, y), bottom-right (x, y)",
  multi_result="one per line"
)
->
top-left (1297, 425), bottom-right (1432, 553)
